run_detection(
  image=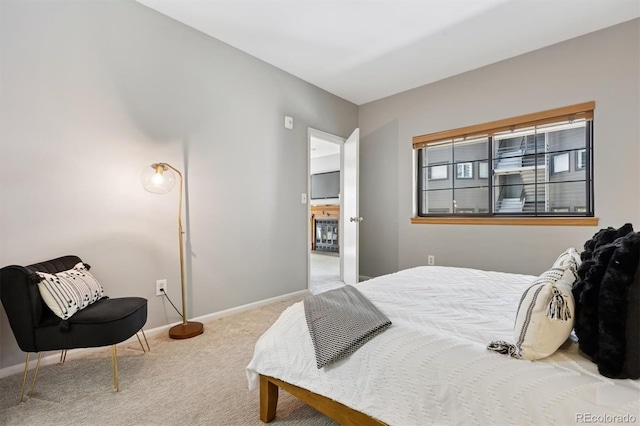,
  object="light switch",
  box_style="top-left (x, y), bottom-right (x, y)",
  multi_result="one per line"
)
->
top-left (284, 116), bottom-right (294, 129)
top-left (301, 193), bottom-right (307, 203)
